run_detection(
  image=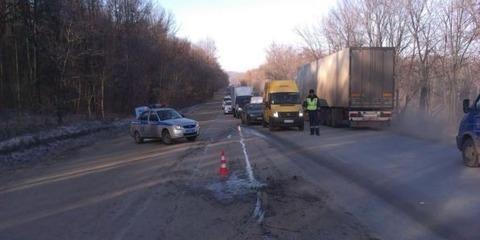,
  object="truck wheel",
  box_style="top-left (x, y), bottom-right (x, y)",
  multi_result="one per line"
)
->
top-left (134, 131), bottom-right (144, 144)
top-left (331, 109), bottom-right (342, 128)
top-left (331, 109), bottom-right (337, 127)
top-left (462, 138), bottom-right (479, 167)
top-left (162, 130), bottom-right (173, 145)
top-left (262, 120), bottom-right (267, 128)
top-left (326, 109), bottom-right (332, 127)
top-left (187, 136), bottom-right (197, 142)
top-left (298, 124), bottom-right (304, 131)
